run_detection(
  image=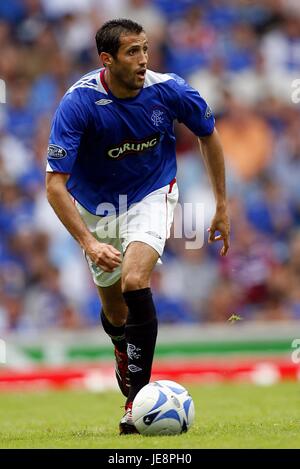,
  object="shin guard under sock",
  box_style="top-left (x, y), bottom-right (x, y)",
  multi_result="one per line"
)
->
top-left (123, 288), bottom-right (158, 404)
top-left (100, 310), bottom-right (127, 352)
